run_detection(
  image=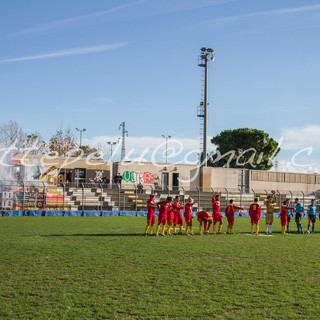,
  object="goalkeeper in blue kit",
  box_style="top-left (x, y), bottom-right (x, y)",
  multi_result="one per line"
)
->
top-left (307, 200), bottom-right (317, 233)
top-left (294, 198), bottom-right (304, 234)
